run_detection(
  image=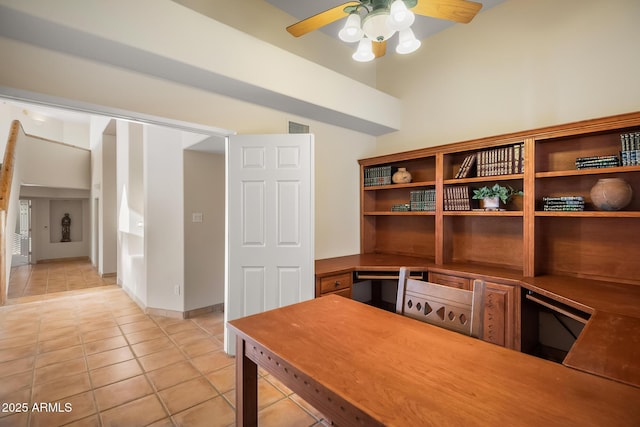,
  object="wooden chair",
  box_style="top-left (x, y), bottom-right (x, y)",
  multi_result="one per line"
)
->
top-left (396, 267), bottom-right (486, 338)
